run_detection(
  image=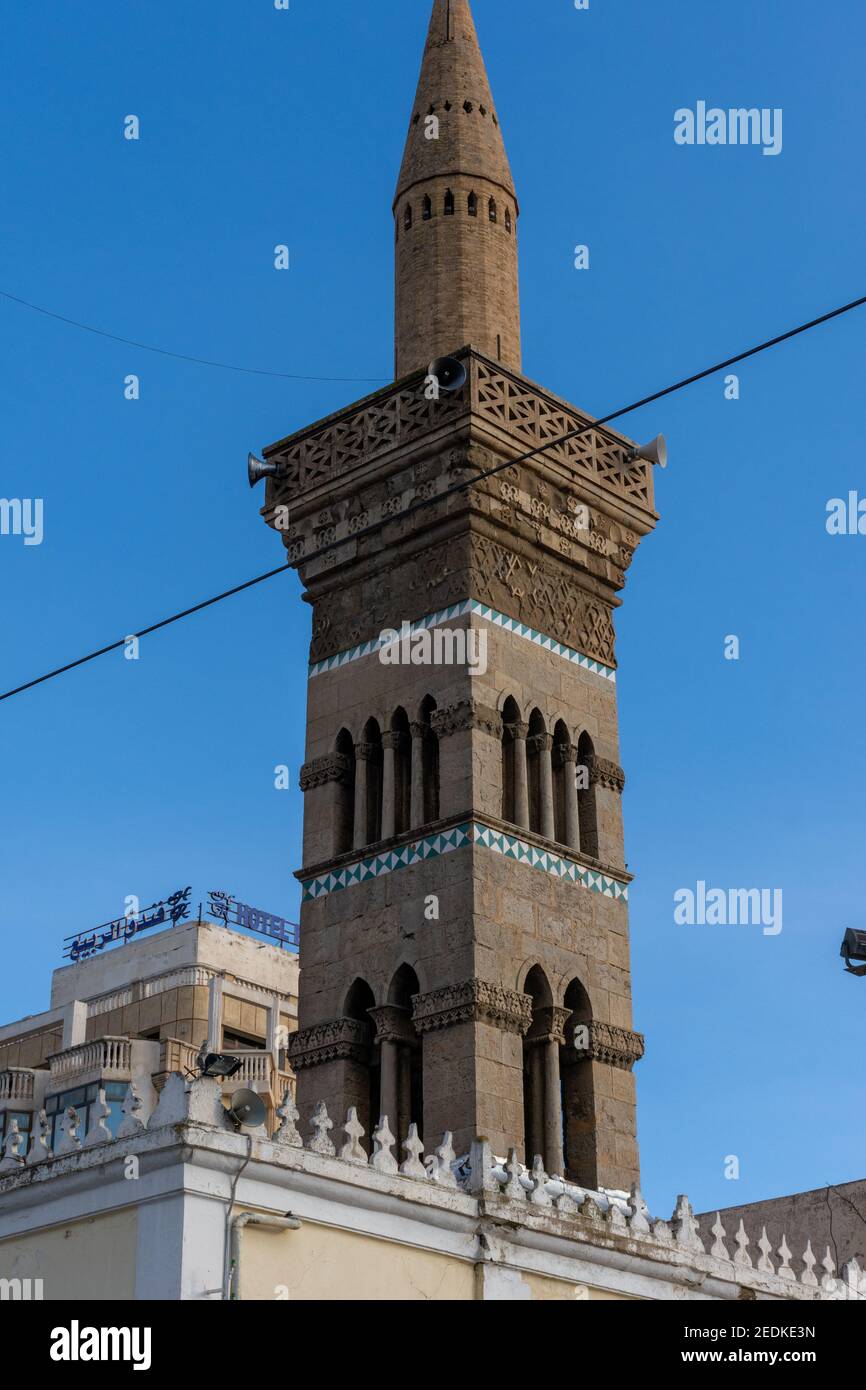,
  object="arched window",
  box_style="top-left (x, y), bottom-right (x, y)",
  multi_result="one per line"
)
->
top-left (501, 695), bottom-right (521, 824)
top-left (468, 191), bottom-right (478, 217)
top-left (334, 728), bottom-right (355, 856)
top-left (552, 720), bottom-right (570, 845)
top-left (444, 188), bottom-right (455, 216)
top-left (561, 978), bottom-right (594, 1185)
top-left (489, 198), bottom-right (498, 223)
top-left (522, 966), bottom-right (556, 1169)
top-left (386, 965), bottom-right (423, 1142)
top-left (404, 204), bottom-right (413, 231)
top-left (362, 717), bottom-right (384, 845)
top-left (577, 731), bottom-right (598, 857)
top-left (526, 708), bottom-right (546, 835)
top-left (391, 707), bottom-right (411, 837)
top-left (344, 979), bottom-right (378, 1149)
top-left (419, 696), bottom-right (440, 823)
top-left (422, 194), bottom-right (432, 221)
top-left (505, 207), bottom-right (513, 233)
